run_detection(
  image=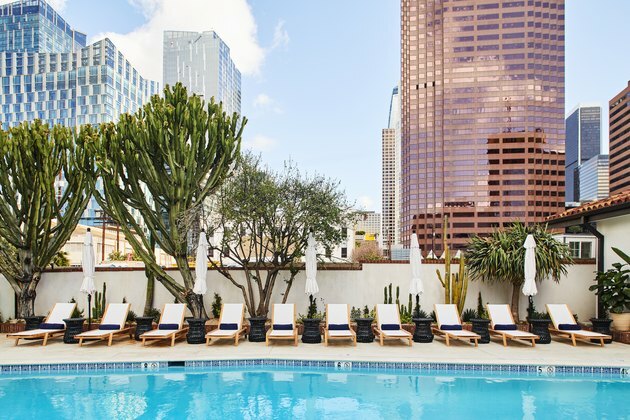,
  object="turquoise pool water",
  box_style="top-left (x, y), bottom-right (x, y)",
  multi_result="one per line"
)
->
top-left (0, 367), bottom-right (628, 419)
